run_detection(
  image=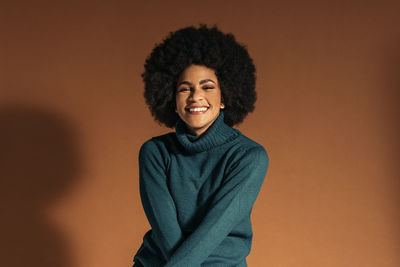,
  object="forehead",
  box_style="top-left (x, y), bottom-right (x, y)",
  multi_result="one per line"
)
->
top-left (178, 65), bottom-right (217, 82)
